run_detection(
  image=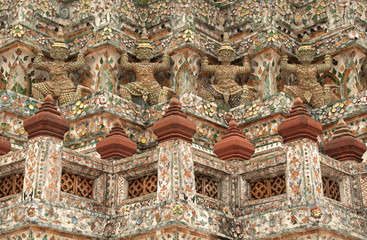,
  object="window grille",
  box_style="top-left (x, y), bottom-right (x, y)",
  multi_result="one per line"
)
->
top-left (322, 176), bottom-right (340, 201)
top-left (61, 171), bottom-right (94, 199)
top-left (128, 172), bottom-right (157, 198)
top-left (250, 175), bottom-right (286, 200)
top-left (195, 174), bottom-right (220, 199)
top-left (0, 172), bottom-right (24, 198)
